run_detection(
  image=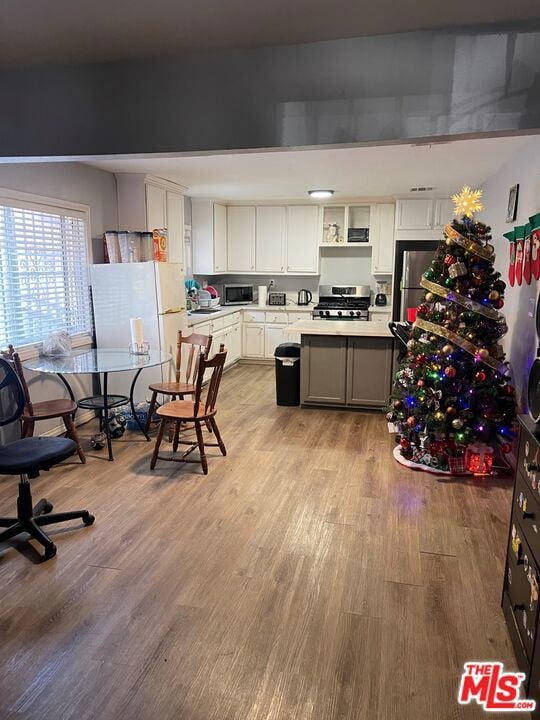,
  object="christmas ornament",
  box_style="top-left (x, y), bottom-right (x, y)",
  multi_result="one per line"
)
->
top-left (446, 406), bottom-right (457, 415)
top-left (406, 339), bottom-right (416, 351)
top-left (501, 443), bottom-right (512, 454)
top-left (452, 418), bottom-right (464, 429)
top-left (407, 416), bottom-right (417, 428)
top-left (442, 344), bottom-right (453, 355)
top-left (448, 261), bottom-right (467, 278)
top-left (416, 354), bottom-right (427, 365)
top-left (488, 290), bottom-right (500, 301)
top-left (444, 366), bottom-right (457, 378)
top-left (444, 254), bottom-right (454, 265)
top-left (417, 379), bottom-right (425, 387)
top-left (475, 371), bottom-right (487, 382)
top-left (452, 185), bottom-right (483, 218)
top-left (434, 411), bottom-right (445, 421)
top-left (425, 292), bottom-right (435, 303)
top-left (393, 399), bottom-right (403, 410)
top-left (477, 348), bottom-right (490, 360)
